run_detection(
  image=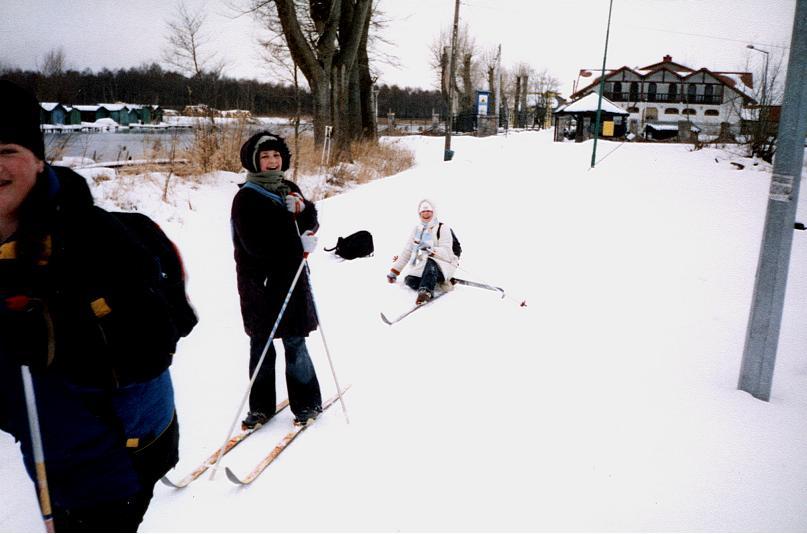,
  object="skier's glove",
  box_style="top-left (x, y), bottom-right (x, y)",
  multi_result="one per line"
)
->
top-left (300, 230), bottom-right (318, 257)
top-left (0, 295), bottom-right (52, 370)
top-left (387, 269), bottom-right (399, 283)
top-left (285, 192), bottom-right (305, 216)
